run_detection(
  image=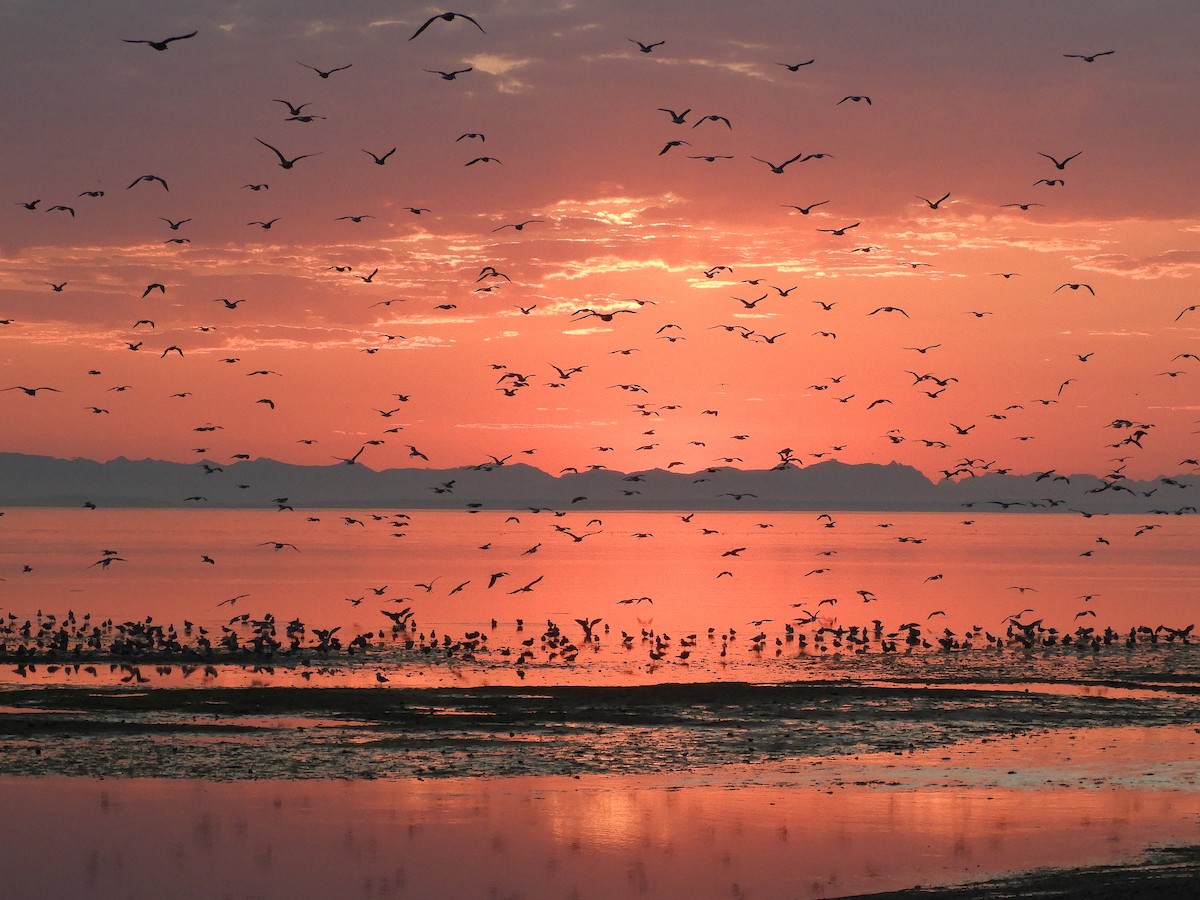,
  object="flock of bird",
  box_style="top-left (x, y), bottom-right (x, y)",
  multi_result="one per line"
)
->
top-left (1, 12), bottom-right (1197, 686)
